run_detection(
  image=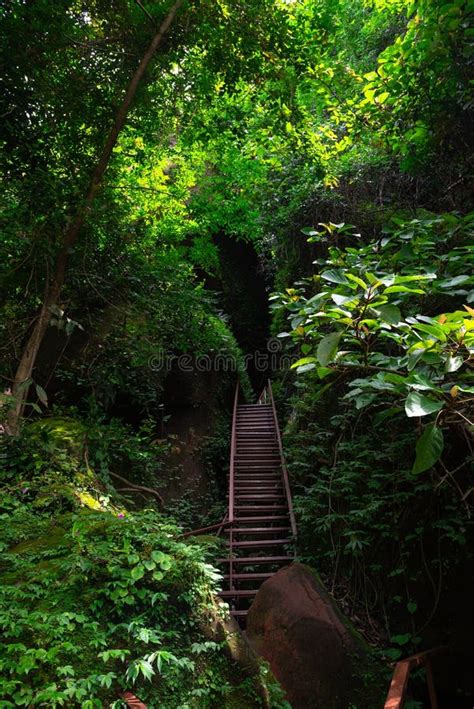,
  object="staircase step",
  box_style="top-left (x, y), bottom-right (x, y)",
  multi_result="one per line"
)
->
top-left (238, 405), bottom-right (271, 409)
top-left (226, 527), bottom-right (290, 534)
top-left (235, 477), bottom-right (281, 482)
top-left (232, 538), bottom-right (292, 548)
top-left (235, 471), bottom-right (281, 476)
top-left (236, 422), bottom-right (273, 426)
top-left (233, 515), bottom-right (289, 522)
top-left (236, 421), bottom-right (273, 426)
top-left (234, 481), bottom-right (282, 486)
top-left (234, 466), bottom-right (281, 471)
top-left (236, 448), bottom-right (279, 453)
top-left (224, 572), bottom-right (274, 580)
top-left (236, 440), bottom-right (280, 455)
top-left (236, 426), bottom-right (276, 440)
top-left (235, 472), bottom-right (281, 476)
top-left (218, 589), bottom-right (258, 597)
top-left (217, 555), bottom-right (294, 564)
top-left (234, 505), bottom-right (287, 510)
top-left (236, 456), bottom-right (279, 459)
top-left (235, 494), bottom-right (285, 500)
top-left (237, 414), bottom-right (273, 418)
top-left (234, 485), bottom-right (282, 490)
top-left (234, 473), bottom-right (280, 477)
